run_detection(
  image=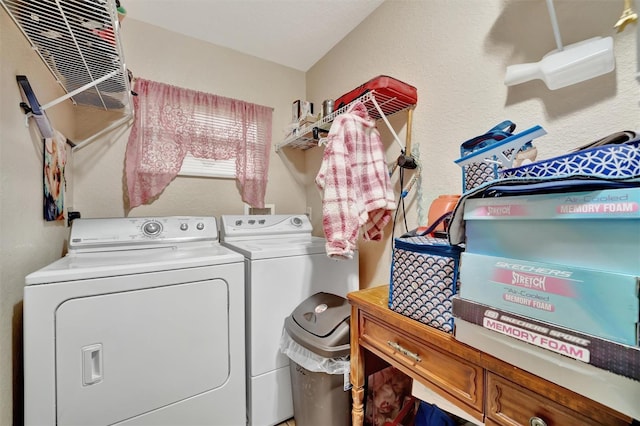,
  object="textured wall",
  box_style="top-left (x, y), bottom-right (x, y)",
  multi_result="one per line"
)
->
top-left (306, 0), bottom-right (639, 289)
top-left (72, 19), bottom-right (309, 218)
top-left (0, 9), bottom-right (77, 425)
